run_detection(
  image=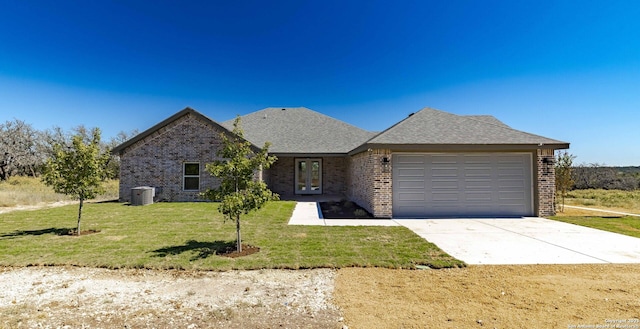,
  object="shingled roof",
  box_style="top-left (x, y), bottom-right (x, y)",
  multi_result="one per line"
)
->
top-left (221, 107), bottom-right (375, 154)
top-left (464, 115), bottom-right (510, 127)
top-left (114, 106), bottom-right (569, 157)
top-left (354, 107), bottom-right (568, 153)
